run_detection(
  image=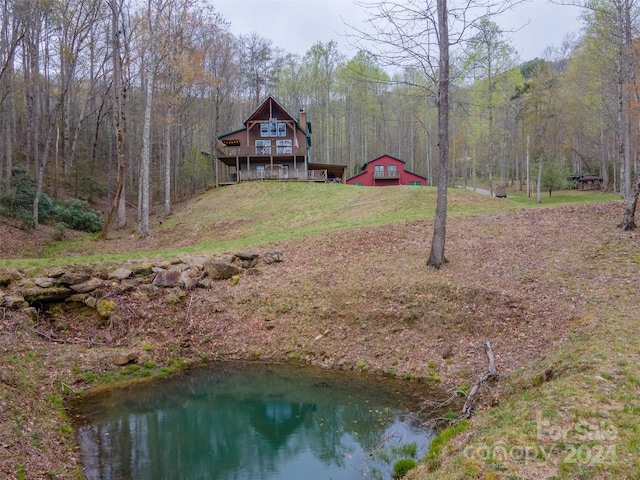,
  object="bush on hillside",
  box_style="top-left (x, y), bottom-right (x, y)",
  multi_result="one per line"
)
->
top-left (53, 199), bottom-right (103, 233)
top-left (0, 166), bottom-right (103, 232)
